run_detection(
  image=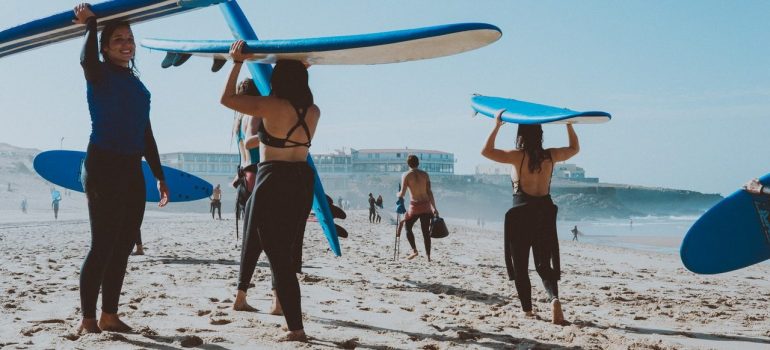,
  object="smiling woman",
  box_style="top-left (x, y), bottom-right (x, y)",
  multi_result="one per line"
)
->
top-left (71, 2), bottom-right (169, 335)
